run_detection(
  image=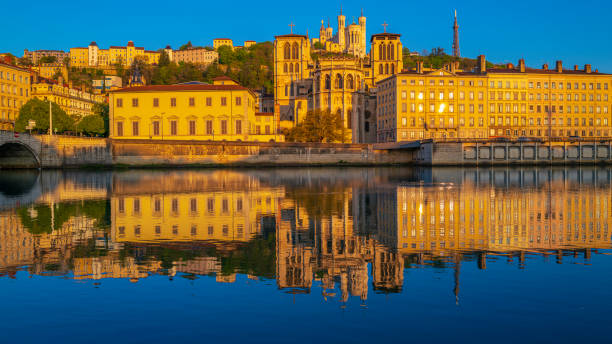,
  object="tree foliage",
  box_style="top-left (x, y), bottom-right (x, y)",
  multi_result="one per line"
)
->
top-left (285, 109), bottom-right (348, 143)
top-left (15, 98), bottom-right (74, 133)
top-left (77, 115), bottom-right (106, 136)
top-left (39, 55), bottom-right (57, 64)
